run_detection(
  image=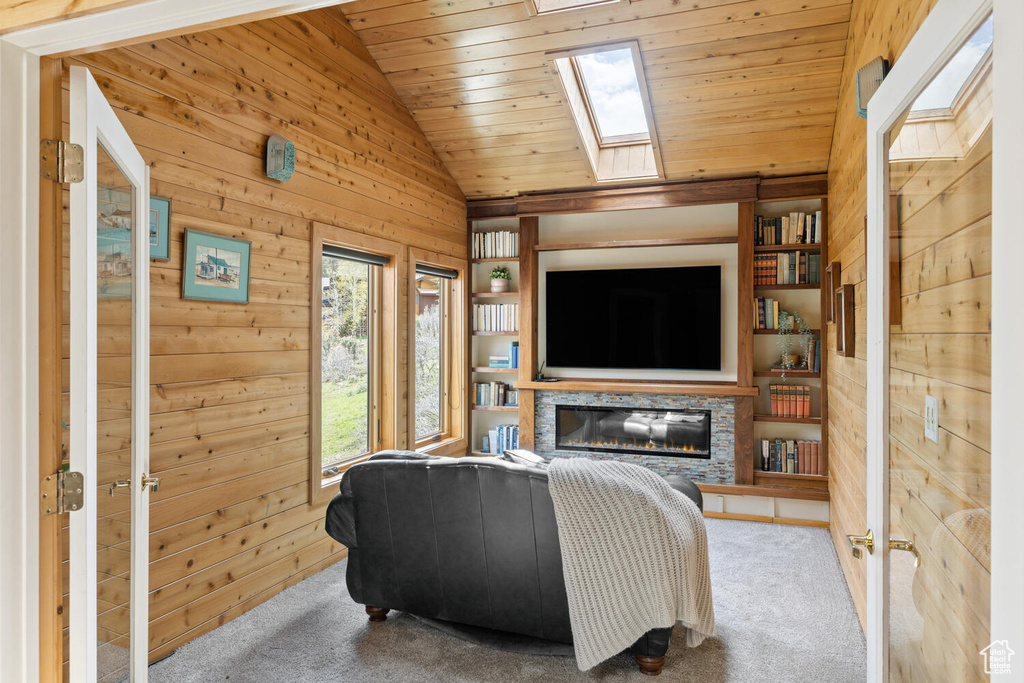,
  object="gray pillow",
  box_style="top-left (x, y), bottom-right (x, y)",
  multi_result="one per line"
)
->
top-left (502, 449), bottom-right (548, 467)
